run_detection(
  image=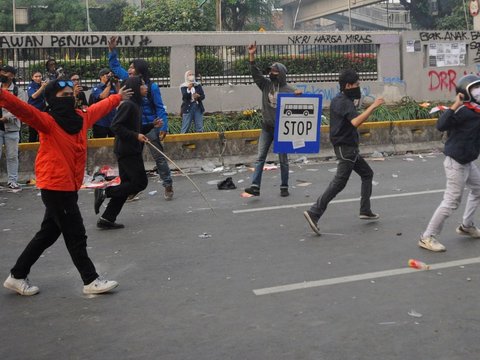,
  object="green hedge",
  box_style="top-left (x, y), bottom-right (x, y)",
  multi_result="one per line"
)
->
top-left (233, 54), bottom-right (377, 75)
